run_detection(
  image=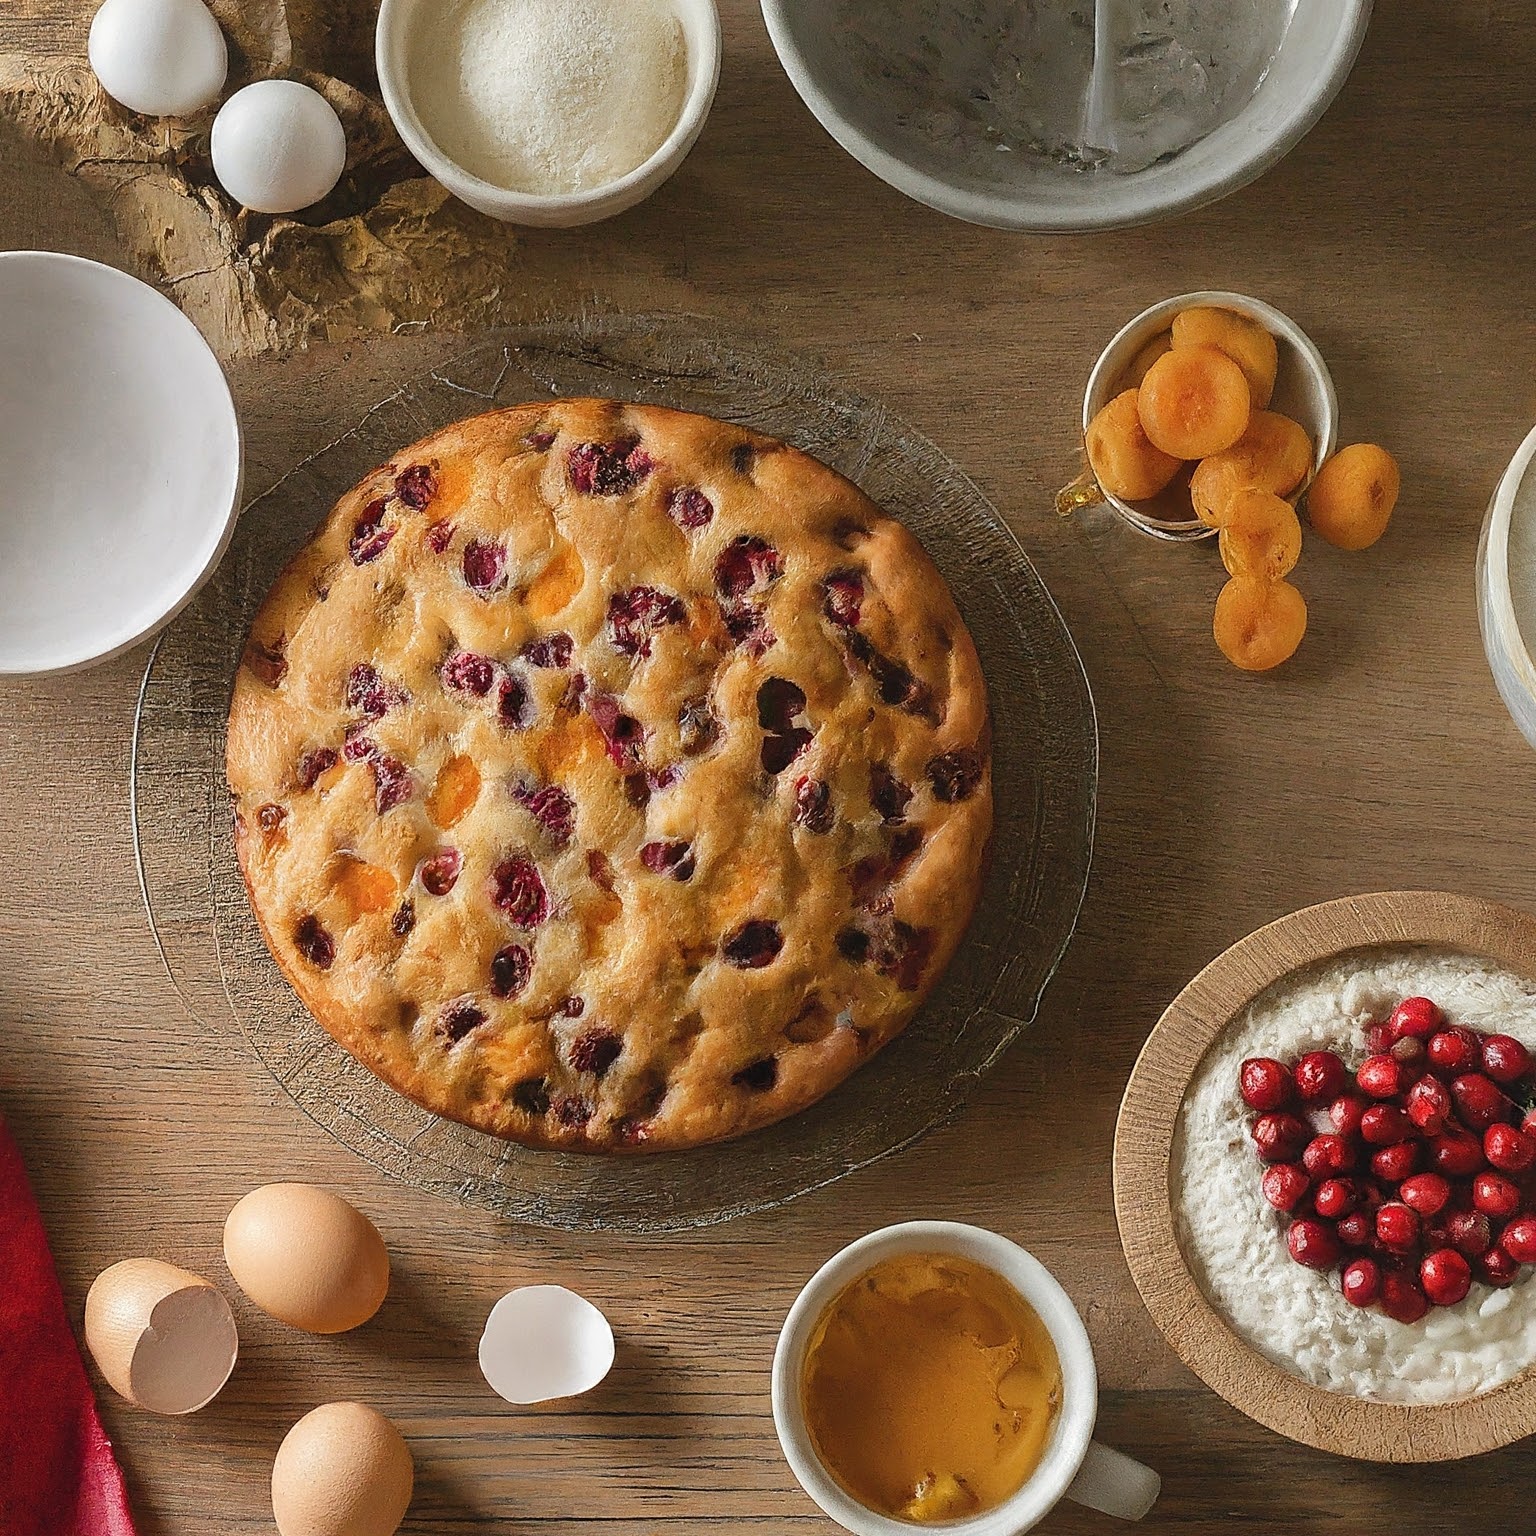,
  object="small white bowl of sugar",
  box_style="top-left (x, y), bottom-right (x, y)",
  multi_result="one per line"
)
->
top-left (377, 0), bottom-right (721, 227)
